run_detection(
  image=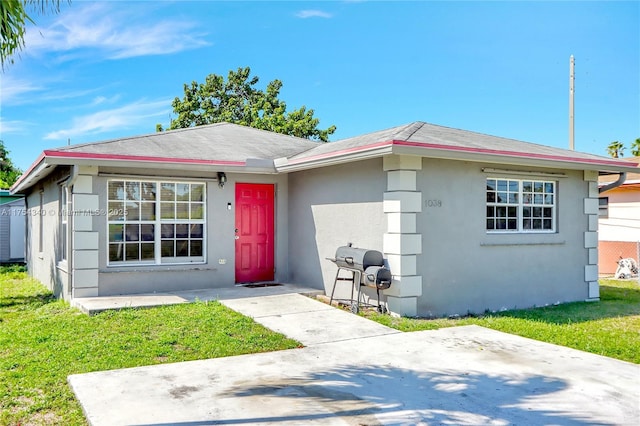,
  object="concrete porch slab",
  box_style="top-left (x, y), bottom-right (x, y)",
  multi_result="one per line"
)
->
top-left (71, 283), bottom-right (323, 315)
